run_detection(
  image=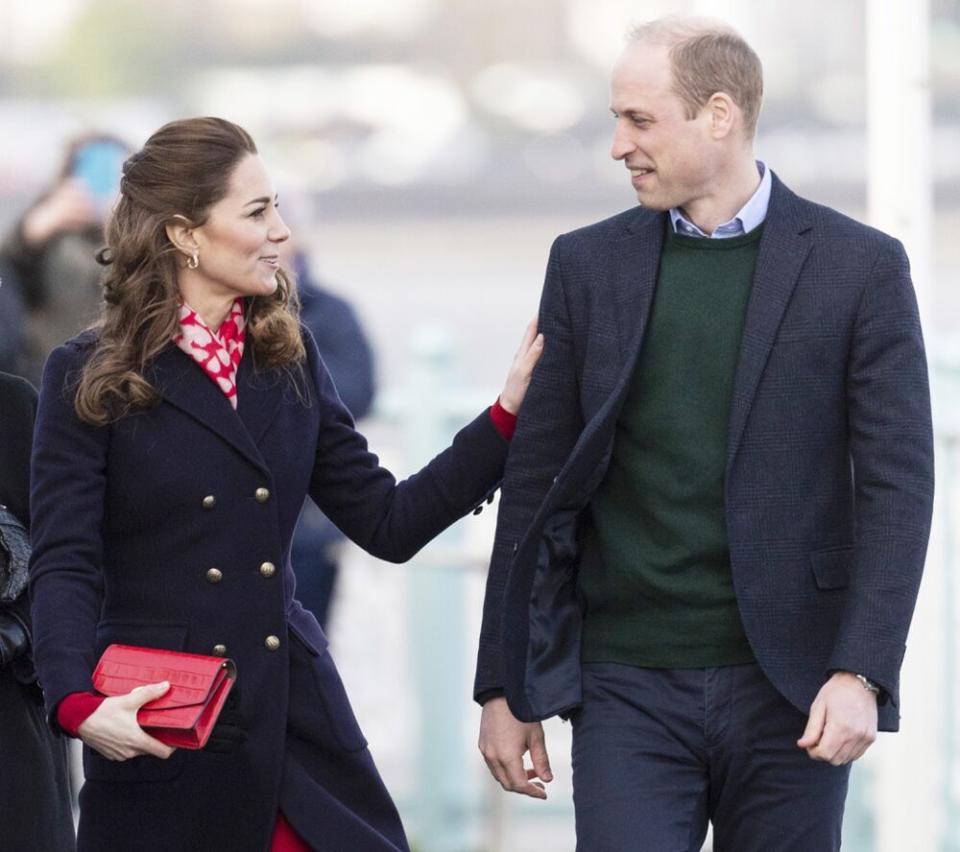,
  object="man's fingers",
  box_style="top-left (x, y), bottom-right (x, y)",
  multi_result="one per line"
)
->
top-left (807, 724), bottom-right (844, 763)
top-left (483, 755), bottom-right (510, 790)
top-left (528, 733), bottom-right (553, 782)
top-left (503, 756), bottom-right (547, 800)
top-left (797, 700), bottom-right (826, 749)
